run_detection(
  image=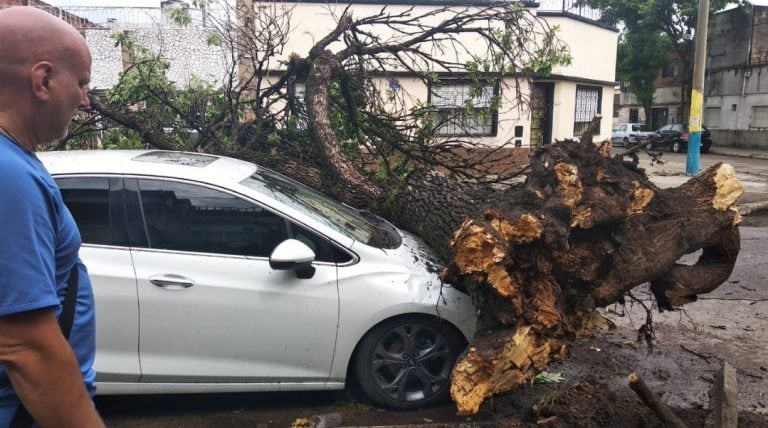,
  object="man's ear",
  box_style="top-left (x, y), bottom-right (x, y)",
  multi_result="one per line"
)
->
top-left (30, 61), bottom-right (54, 101)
